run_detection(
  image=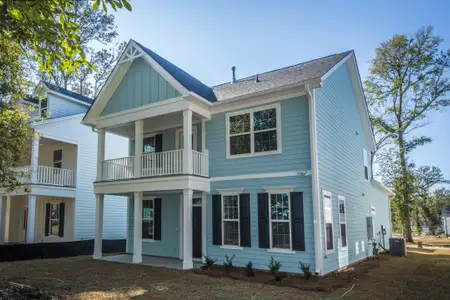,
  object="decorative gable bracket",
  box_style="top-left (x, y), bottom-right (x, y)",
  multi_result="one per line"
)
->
top-left (119, 44), bottom-right (144, 64)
